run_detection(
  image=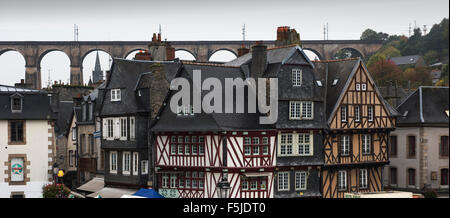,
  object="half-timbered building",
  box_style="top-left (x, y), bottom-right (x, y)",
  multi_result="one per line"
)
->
top-left (152, 61), bottom-right (277, 198)
top-left (315, 58), bottom-right (399, 198)
top-left (225, 42), bottom-right (325, 198)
